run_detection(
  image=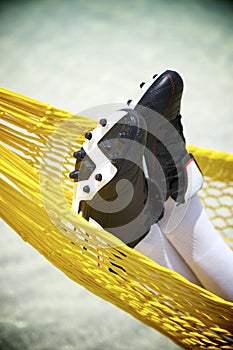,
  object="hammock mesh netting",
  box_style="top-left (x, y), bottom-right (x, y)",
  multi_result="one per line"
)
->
top-left (1, 87), bottom-right (233, 349)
